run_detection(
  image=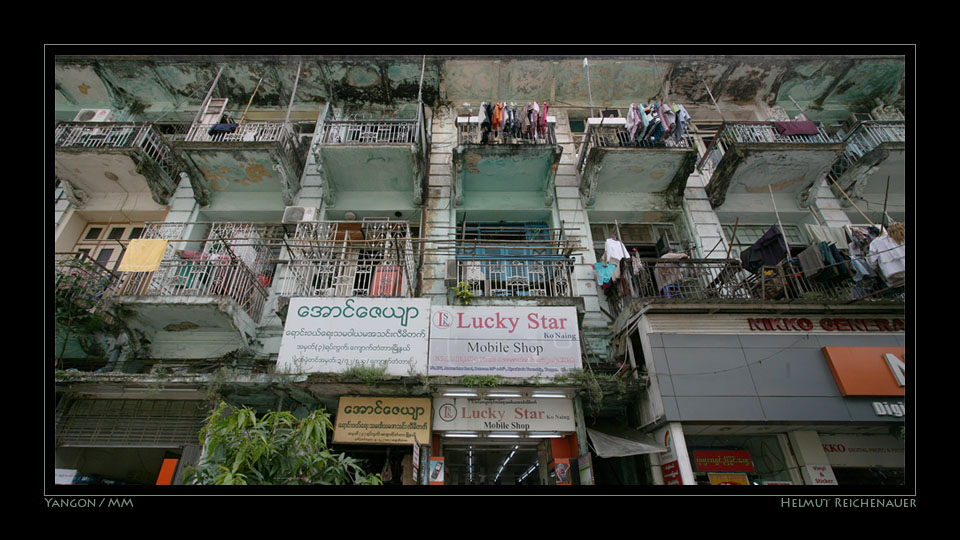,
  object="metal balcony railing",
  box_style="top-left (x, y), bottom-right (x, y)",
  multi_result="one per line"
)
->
top-left (55, 252), bottom-right (119, 313)
top-left (110, 222), bottom-right (284, 322)
top-left (182, 121), bottom-right (308, 180)
top-left (575, 122), bottom-right (696, 177)
top-left (606, 256), bottom-right (904, 316)
top-left (456, 117), bottom-right (557, 146)
top-left (276, 220), bottom-right (420, 299)
top-left (317, 103), bottom-right (424, 146)
top-left (830, 120), bottom-right (906, 180)
top-left (54, 122), bottom-right (180, 182)
top-left (452, 257), bottom-right (575, 298)
top-left (696, 121), bottom-right (840, 176)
